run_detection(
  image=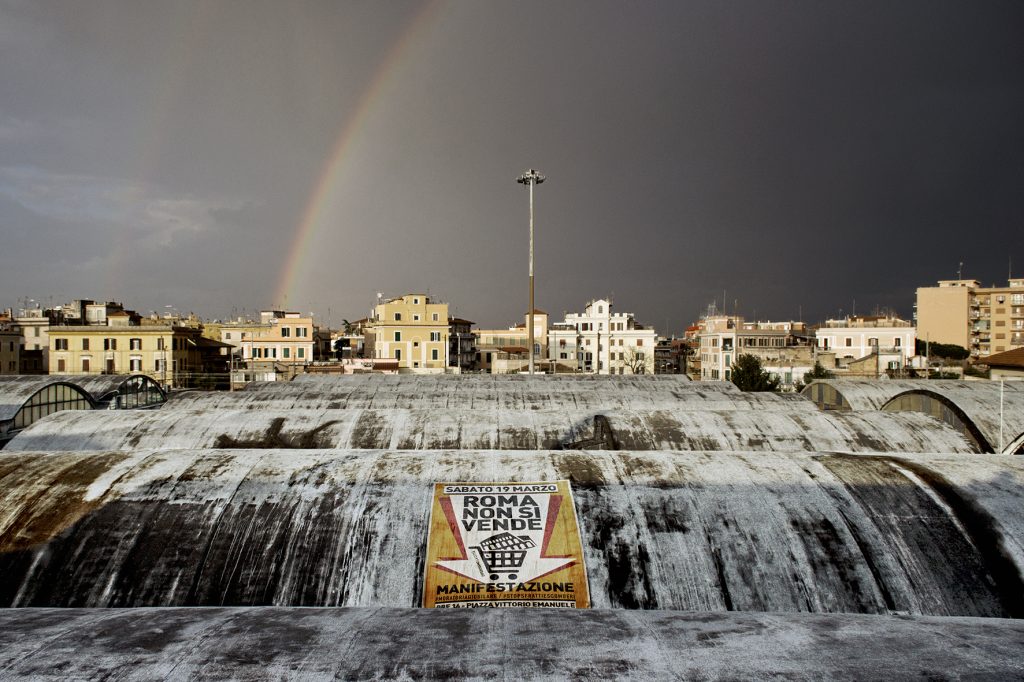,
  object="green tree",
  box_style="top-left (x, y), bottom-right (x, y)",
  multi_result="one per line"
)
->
top-left (802, 362), bottom-right (834, 385)
top-left (730, 354), bottom-right (780, 392)
top-left (915, 339), bottom-right (969, 361)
